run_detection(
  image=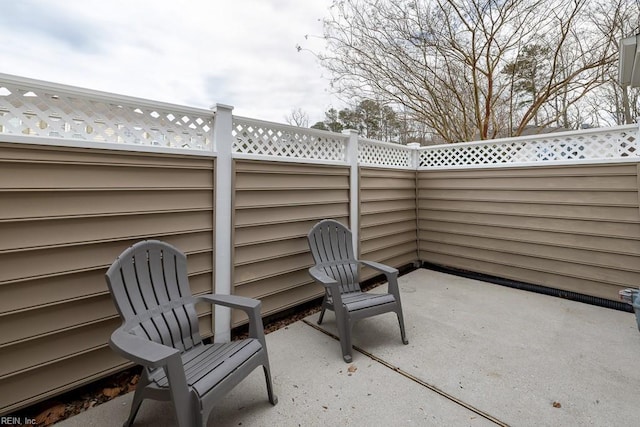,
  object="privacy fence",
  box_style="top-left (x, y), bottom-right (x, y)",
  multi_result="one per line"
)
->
top-left (1, 73), bottom-right (639, 414)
